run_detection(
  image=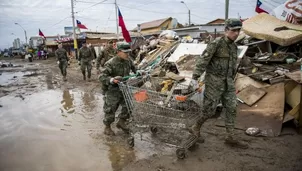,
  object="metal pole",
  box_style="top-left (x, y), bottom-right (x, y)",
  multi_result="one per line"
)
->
top-left (15, 23), bottom-right (27, 45)
top-left (115, 0), bottom-right (119, 41)
top-left (225, 0), bottom-right (229, 21)
top-left (24, 30), bottom-right (27, 45)
top-left (188, 9), bottom-right (191, 26)
top-left (71, 0), bottom-right (78, 60)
